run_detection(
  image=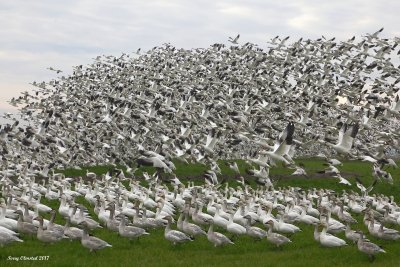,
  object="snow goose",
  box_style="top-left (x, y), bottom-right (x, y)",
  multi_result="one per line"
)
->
top-left (163, 216), bottom-right (192, 245)
top-left (58, 194), bottom-right (71, 218)
top-left (357, 231), bottom-right (386, 262)
top-left (345, 224), bottom-right (361, 244)
top-left (298, 205), bottom-right (320, 225)
top-left (72, 205), bottom-right (102, 230)
top-left (131, 206), bottom-right (148, 229)
top-left (243, 215), bottom-right (267, 240)
top-left (192, 203), bottom-right (213, 226)
top-left (337, 203), bottom-right (357, 224)
top-left (0, 231), bottom-right (23, 247)
top-left (27, 193), bottom-right (52, 213)
top-left (319, 122), bottom-right (359, 155)
top-left (117, 214), bottom-right (149, 241)
top-left (46, 210), bottom-right (65, 237)
top-left (260, 204), bottom-right (278, 225)
top-left (273, 214), bottom-right (301, 234)
top-left (377, 222), bottom-right (400, 240)
top-left (207, 220), bottom-right (234, 247)
top-left (382, 206), bottom-right (397, 225)
top-left (78, 221), bottom-right (112, 253)
top-left (34, 216), bottom-right (64, 244)
top-left (176, 212), bottom-right (184, 231)
top-left (265, 122), bottom-right (295, 165)
top-left (320, 208), bottom-right (346, 234)
top-left (226, 214), bottom-right (246, 237)
top-left (367, 215), bottom-right (399, 238)
top-left (264, 220), bottom-right (291, 248)
top-left (142, 209), bottom-right (166, 229)
top-left (14, 210), bottom-right (37, 235)
top-left (182, 213), bottom-right (206, 238)
top-left (63, 217), bottom-right (83, 241)
top-left (0, 203), bottom-right (18, 230)
top-left (45, 185), bottom-right (60, 201)
top-left (319, 223), bottom-right (347, 247)
top-left (212, 205), bottom-right (229, 229)
top-left (228, 34), bottom-right (240, 44)
top-left (105, 202), bottom-right (120, 232)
